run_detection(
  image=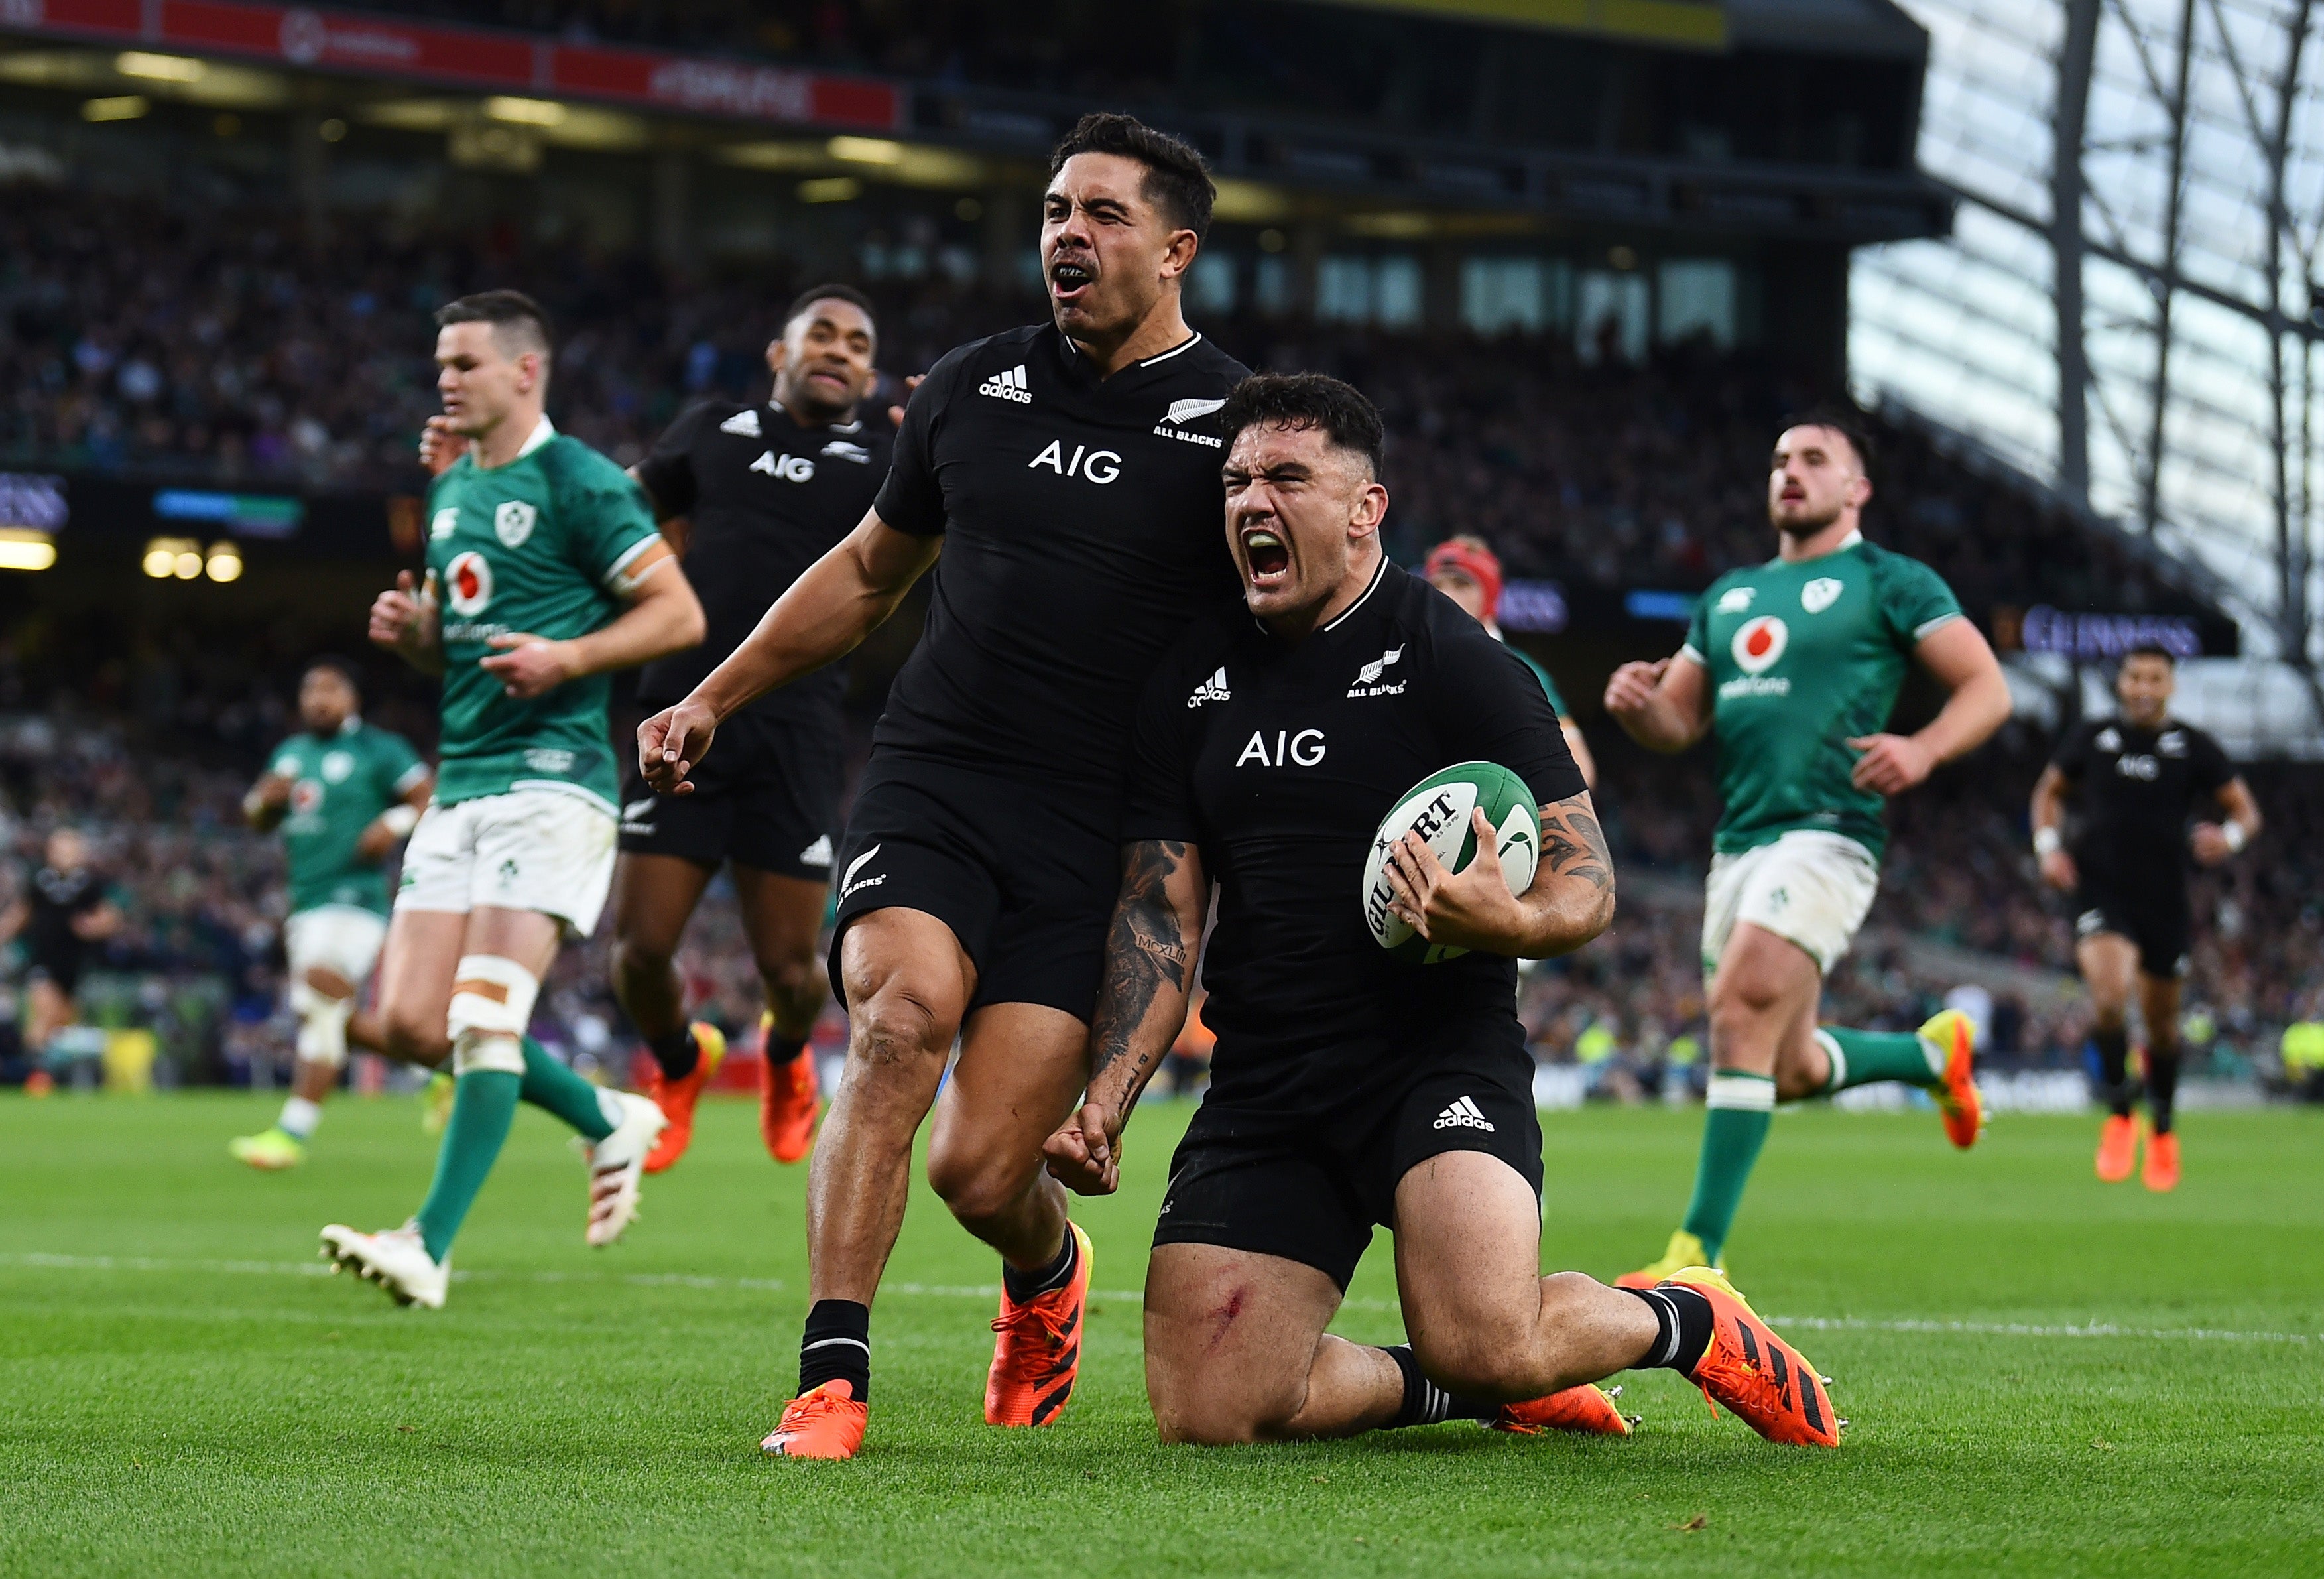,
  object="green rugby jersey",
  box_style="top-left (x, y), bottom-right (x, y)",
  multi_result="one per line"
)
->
top-left (423, 418), bottom-right (663, 812)
top-left (1501, 637), bottom-right (1570, 716)
top-left (267, 720), bottom-right (428, 916)
top-left (1680, 531), bottom-right (1962, 860)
